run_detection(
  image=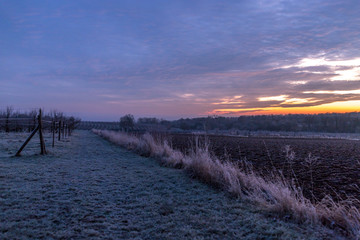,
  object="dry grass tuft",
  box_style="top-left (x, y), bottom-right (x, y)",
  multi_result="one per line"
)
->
top-left (93, 129), bottom-right (360, 238)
